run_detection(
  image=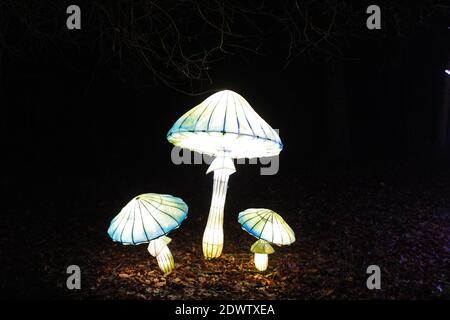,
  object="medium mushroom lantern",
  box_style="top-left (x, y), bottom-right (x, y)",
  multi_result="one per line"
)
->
top-left (167, 90), bottom-right (283, 259)
top-left (238, 208), bottom-right (295, 271)
top-left (107, 193), bottom-right (188, 275)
